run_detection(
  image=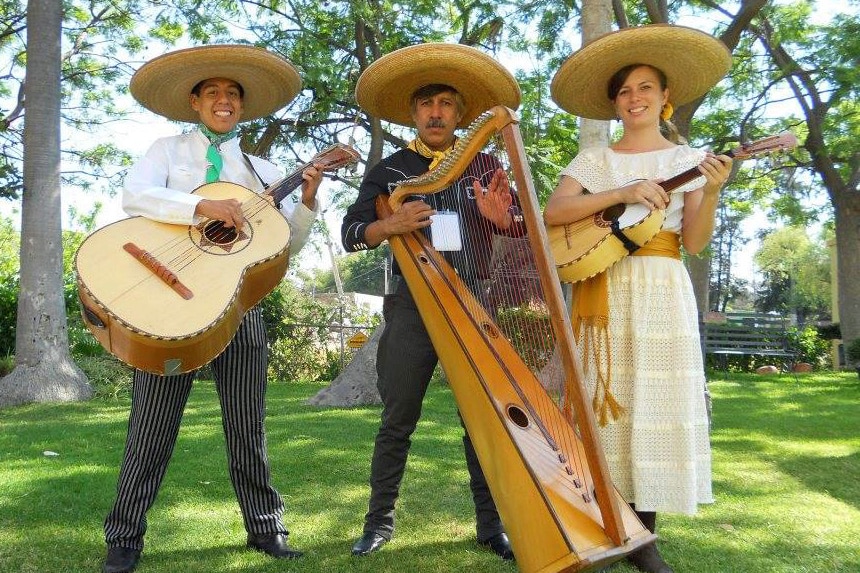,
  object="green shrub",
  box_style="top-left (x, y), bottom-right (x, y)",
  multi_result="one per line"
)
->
top-left (263, 281), bottom-right (381, 383)
top-left (786, 325), bottom-right (831, 368)
top-left (846, 338), bottom-right (860, 366)
top-left (704, 353), bottom-right (788, 372)
top-left (268, 322), bottom-right (337, 382)
top-left (67, 311), bottom-right (110, 358)
top-left (495, 301), bottom-right (554, 371)
top-left (0, 277), bottom-right (18, 357)
top-left (75, 354), bottom-right (133, 399)
top-left (0, 354), bottom-right (14, 377)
